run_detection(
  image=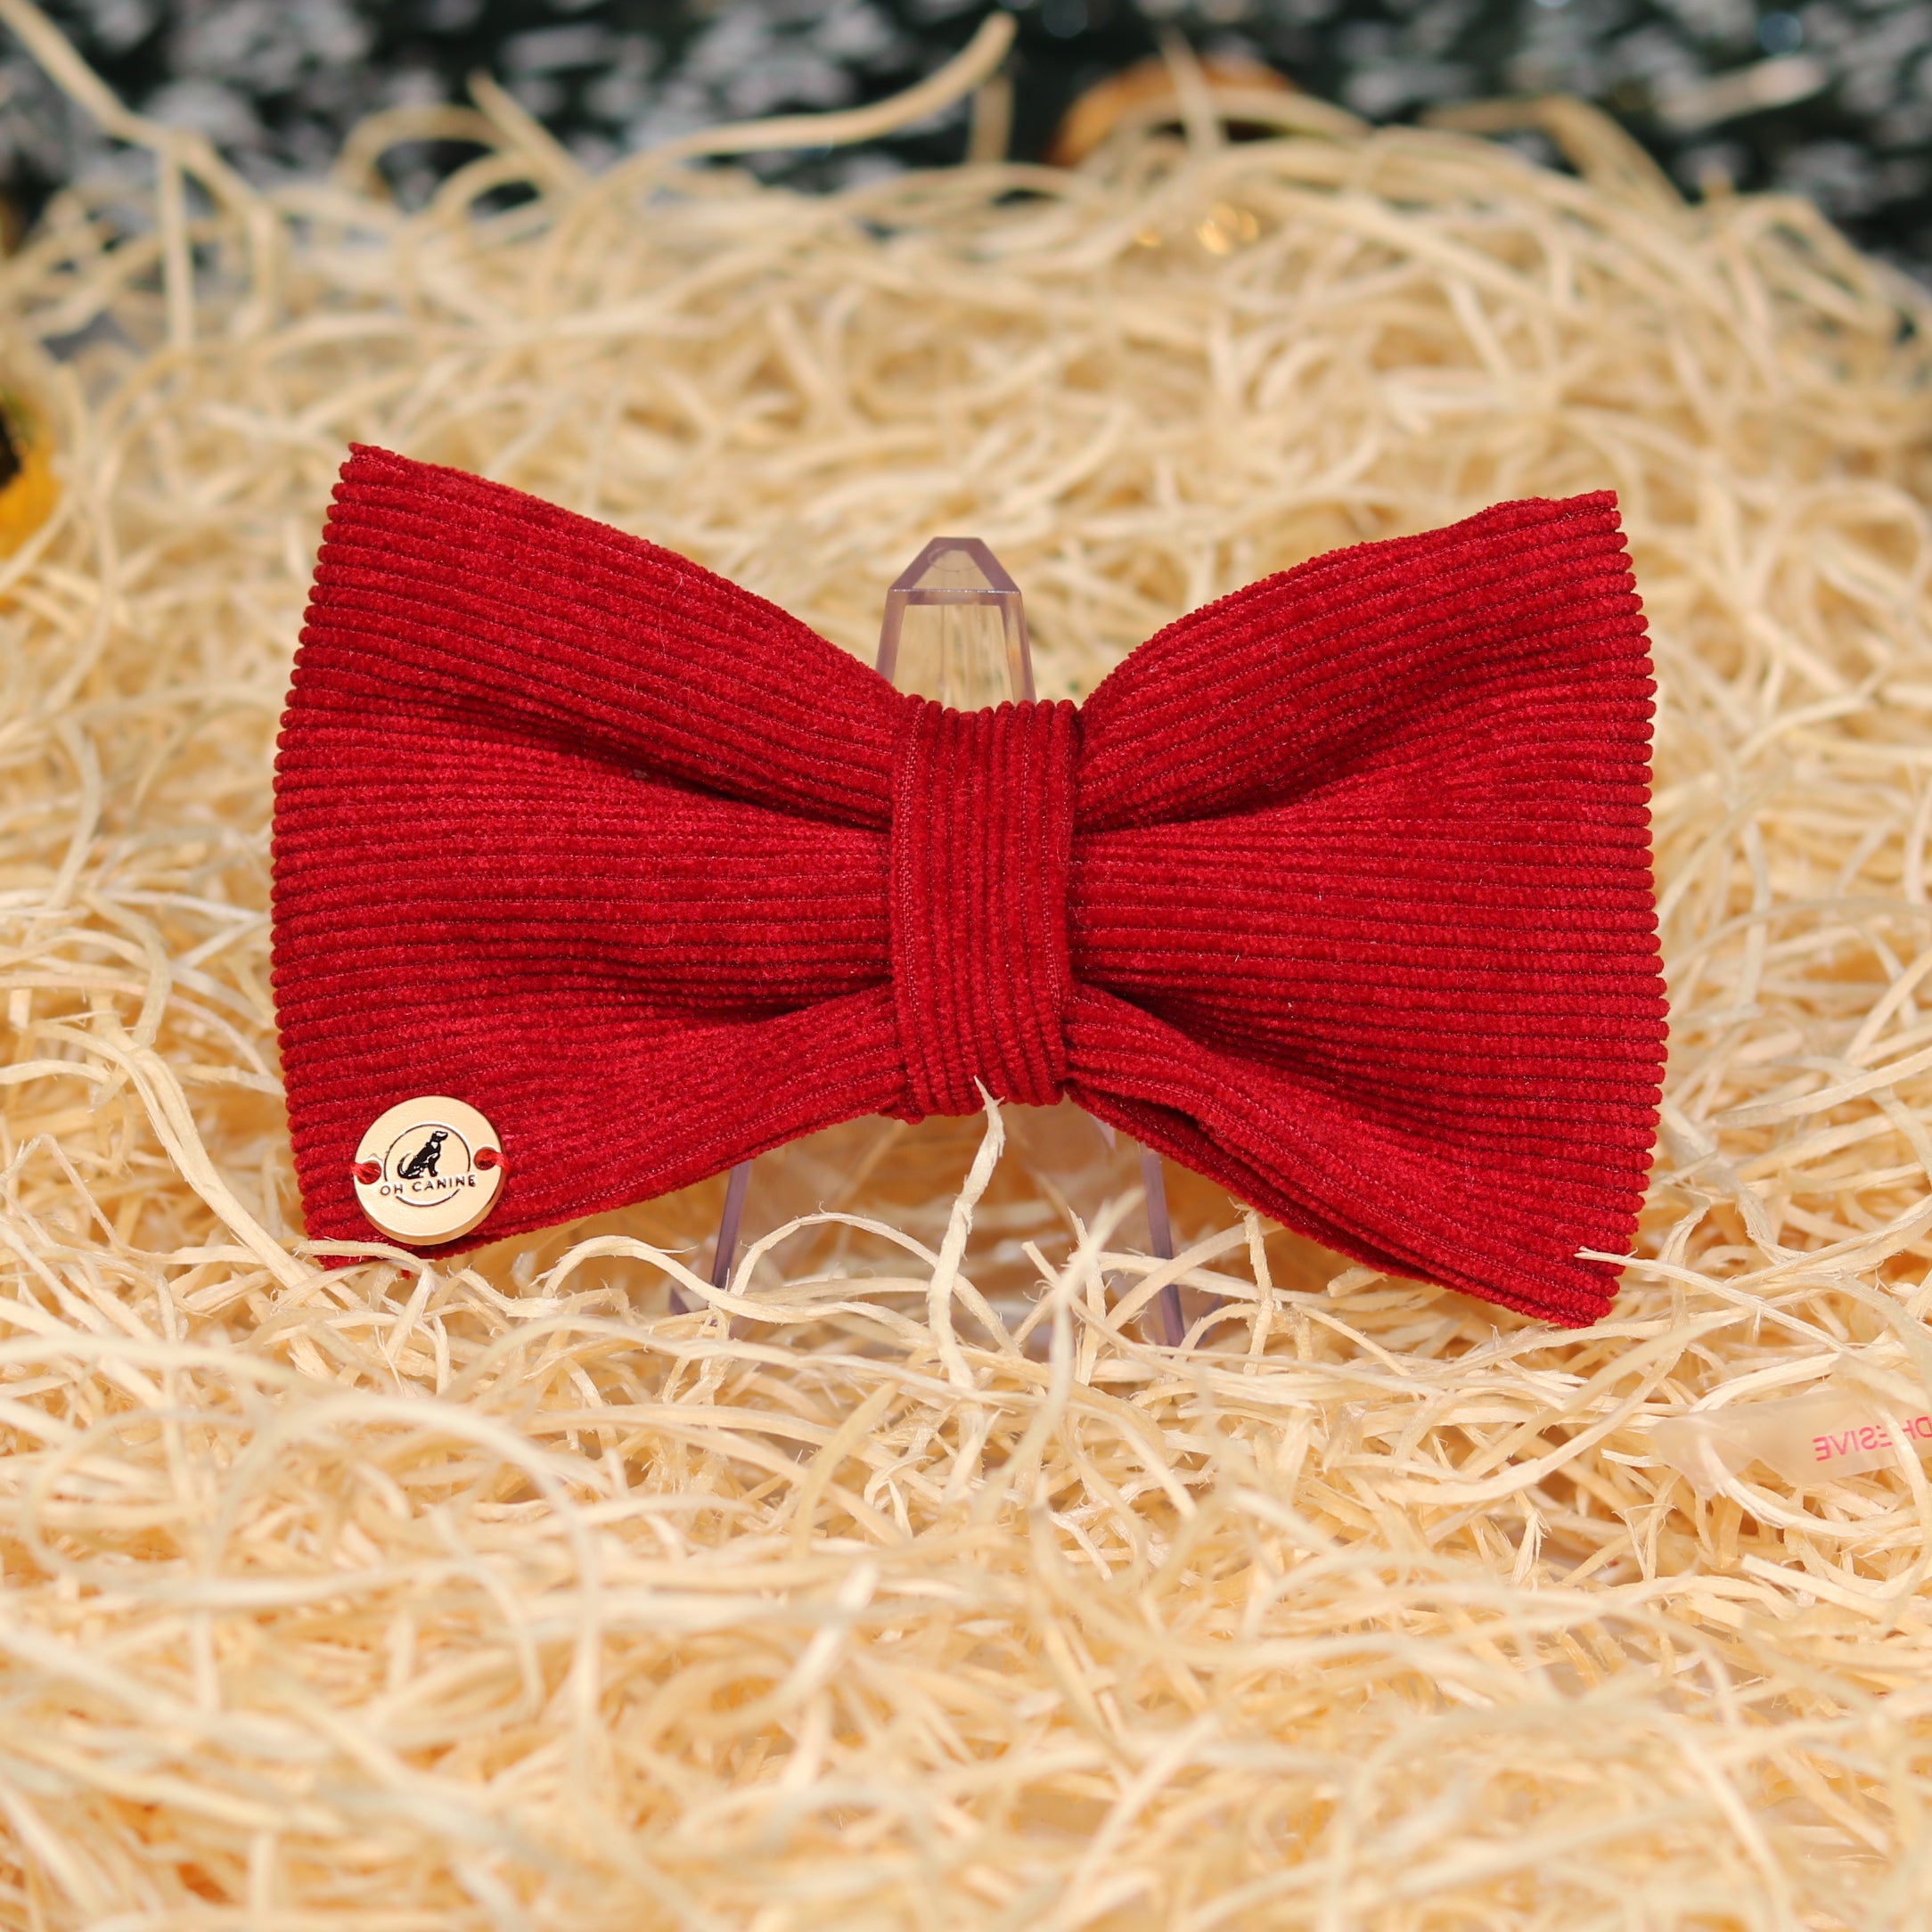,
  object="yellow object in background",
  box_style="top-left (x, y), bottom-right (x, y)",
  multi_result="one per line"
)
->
top-left (0, 394), bottom-right (55, 556)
